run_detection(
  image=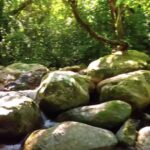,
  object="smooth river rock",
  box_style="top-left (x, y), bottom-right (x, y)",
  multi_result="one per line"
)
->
top-left (57, 100), bottom-right (132, 129)
top-left (23, 121), bottom-right (118, 150)
top-left (0, 92), bottom-right (42, 143)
